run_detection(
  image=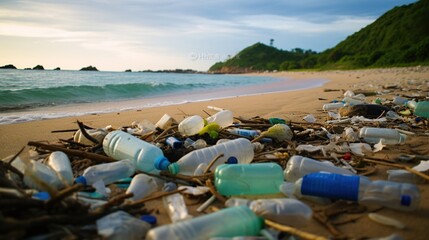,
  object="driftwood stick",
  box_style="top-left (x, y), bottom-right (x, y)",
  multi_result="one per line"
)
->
top-left (76, 120), bottom-right (99, 145)
top-left (203, 153), bottom-right (224, 174)
top-left (265, 219), bottom-right (329, 240)
top-left (205, 179), bottom-right (226, 203)
top-left (46, 183), bottom-right (84, 207)
top-left (153, 125), bottom-right (177, 142)
top-left (27, 141), bottom-right (116, 163)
